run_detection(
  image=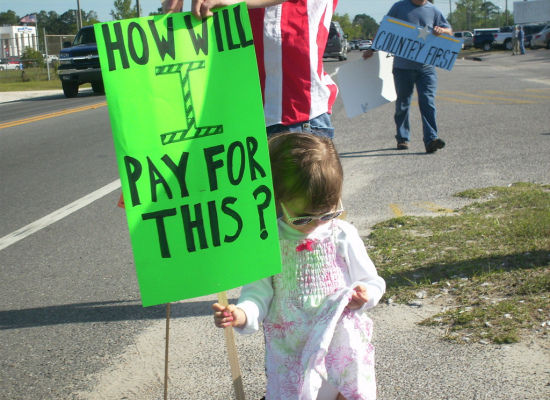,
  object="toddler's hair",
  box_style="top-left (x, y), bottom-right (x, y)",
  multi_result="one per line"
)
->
top-left (268, 132), bottom-right (343, 212)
